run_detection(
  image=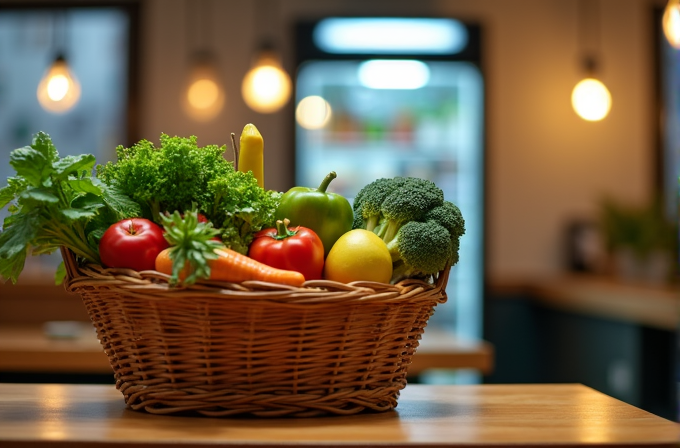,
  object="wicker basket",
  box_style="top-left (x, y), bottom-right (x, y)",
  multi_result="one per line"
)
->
top-left (60, 247), bottom-right (449, 417)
